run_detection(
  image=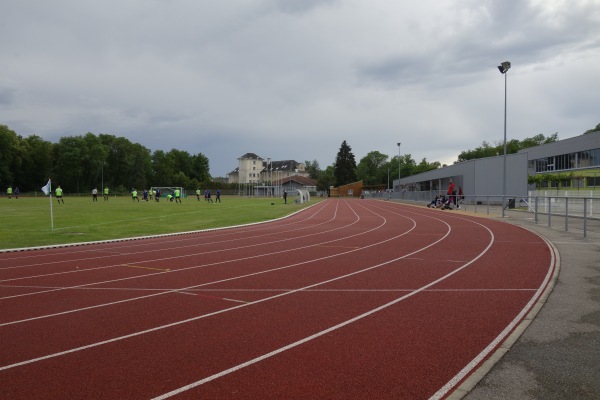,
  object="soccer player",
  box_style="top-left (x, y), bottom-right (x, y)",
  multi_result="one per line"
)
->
top-left (103, 186), bottom-right (109, 201)
top-left (174, 188), bottom-right (181, 203)
top-left (92, 188), bottom-right (98, 202)
top-left (56, 186), bottom-right (64, 204)
top-left (132, 189), bottom-right (139, 202)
